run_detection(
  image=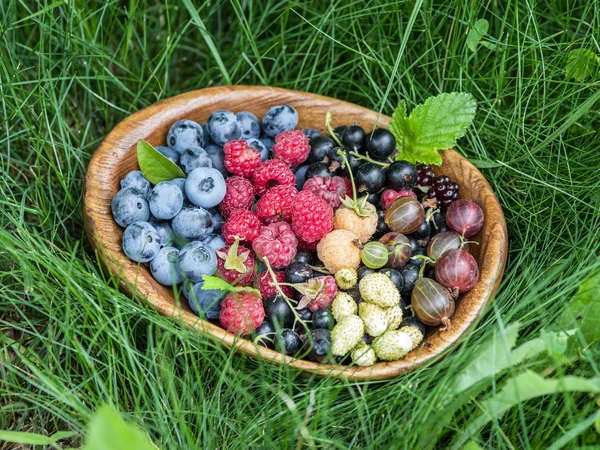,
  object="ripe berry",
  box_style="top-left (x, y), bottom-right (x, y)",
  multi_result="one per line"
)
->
top-left (416, 164), bottom-right (436, 186)
top-left (379, 232), bottom-right (412, 270)
top-left (410, 220), bottom-right (432, 245)
top-left (256, 184), bottom-right (298, 224)
top-left (307, 328), bottom-right (332, 363)
top-left (255, 321), bottom-right (276, 348)
top-left (221, 209), bottom-right (261, 244)
top-left (365, 128), bottom-right (396, 160)
top-left (312, 309), bottom-right (334, 329)
top-left (252, 221), bottom-right (298, 269)
top-left (223, 140), bottom-right (261, 177)
top-left (285, 261), bottom-right (313, 284)
top-left (411, 278), bottom-right (455, 330)
top-left (385, 197), bottom-right (425, 234)
top-left (380, 267), bottom-right (404, 292)
top-left (308, 136), bottom-right (335, 164)
top-left (252, 159), bottom-right (295, 196)
top-left (219, 291), bottom-right (265, 335)
top-left (340, 125), bottom-right (367, 151)
top-left (302, 175), bottom-right (349, 209)
top-left (264, 295), bottom-right (295, 328)
top-left (218, 176), bottom-right (255, 217)
top-left (435, 248), bottom-right (479, 294)
top-left (400, 264), bottom-right (420, 295)
top-left (355, 163), bottom-right (385, 193)
top-left (292, 250), bottom-right (314, 265)
top-left (386, 161), bottom-right (417, 189)
top-left (261, 105), bottom-right (298, 137)
top-left (275, 328), bottom-right (301, 355)
top-left (306, 162), bottom-right (332, 180)
top-left (427, 176), bottom-right (460, 210)
top-left (256, 270), bottom-right (294, 299)
top-left (272, 129), bottom-right (311, 166)
top-left (446, 200), bottom-right (484, 237)
top-left (291, 191), bottom-right (334, 244)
